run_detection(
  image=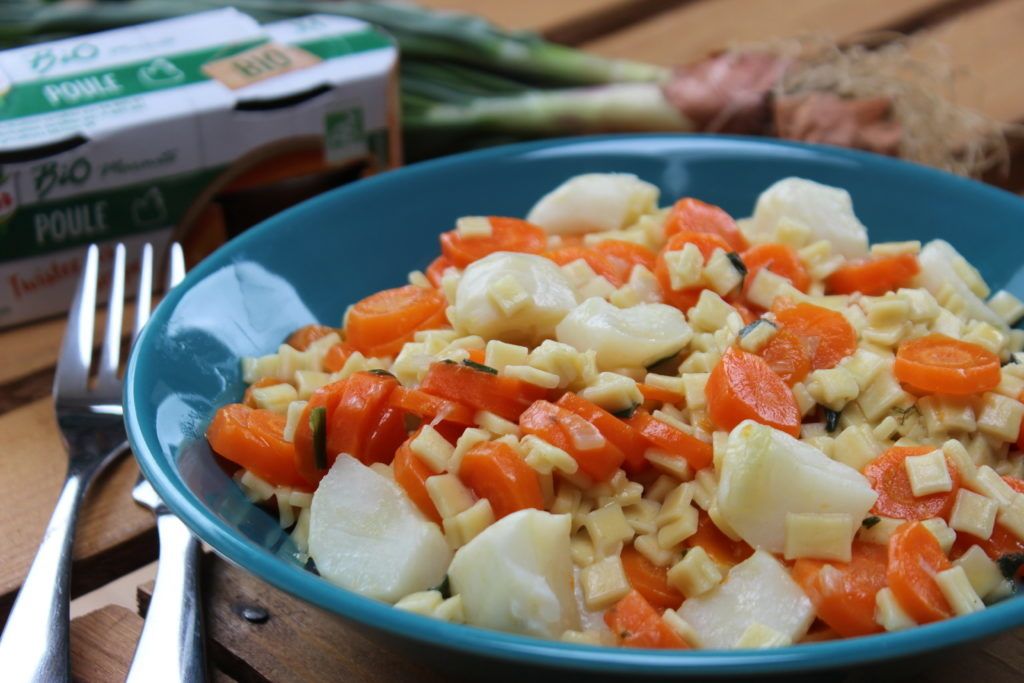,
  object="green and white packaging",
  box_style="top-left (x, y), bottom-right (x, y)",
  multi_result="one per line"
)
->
top-left (0, 9), bottom-right (399, 328)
